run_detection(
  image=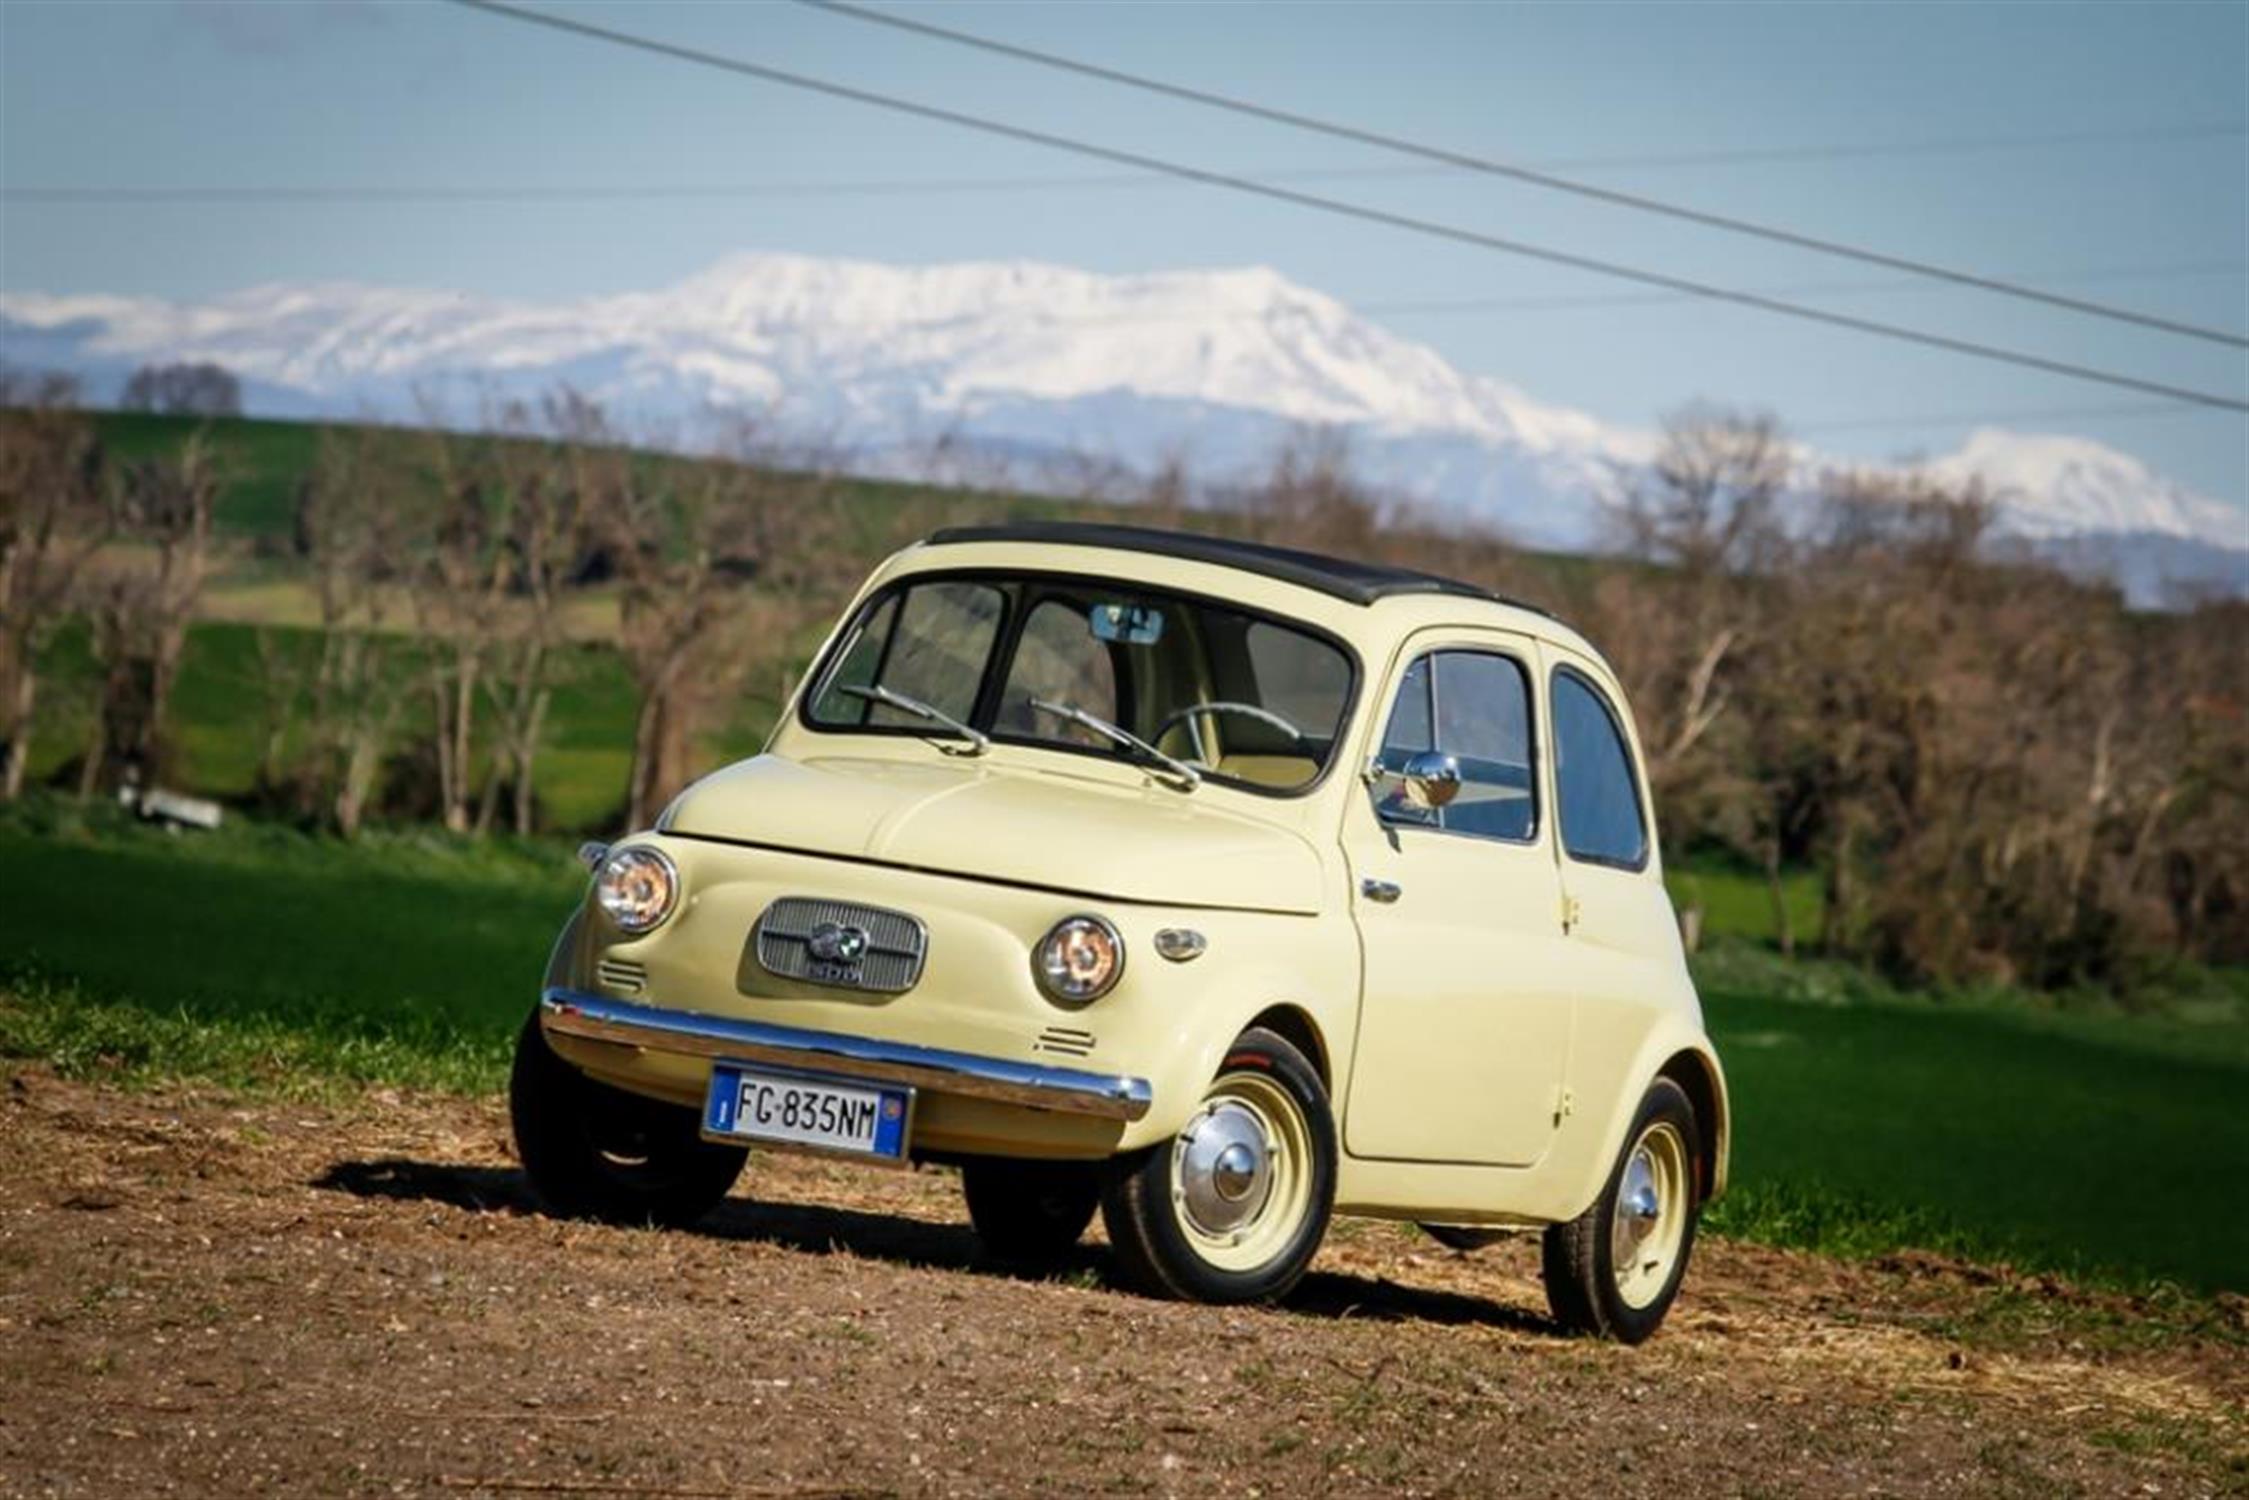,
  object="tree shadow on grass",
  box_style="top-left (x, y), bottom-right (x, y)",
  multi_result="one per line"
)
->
top-left (313, 1155), bottom-right (1557, 1336)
